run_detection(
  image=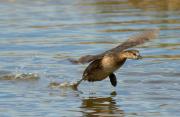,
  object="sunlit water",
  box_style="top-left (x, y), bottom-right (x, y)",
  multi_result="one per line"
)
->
top-left (0, 0), bottom-right (180, 117)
